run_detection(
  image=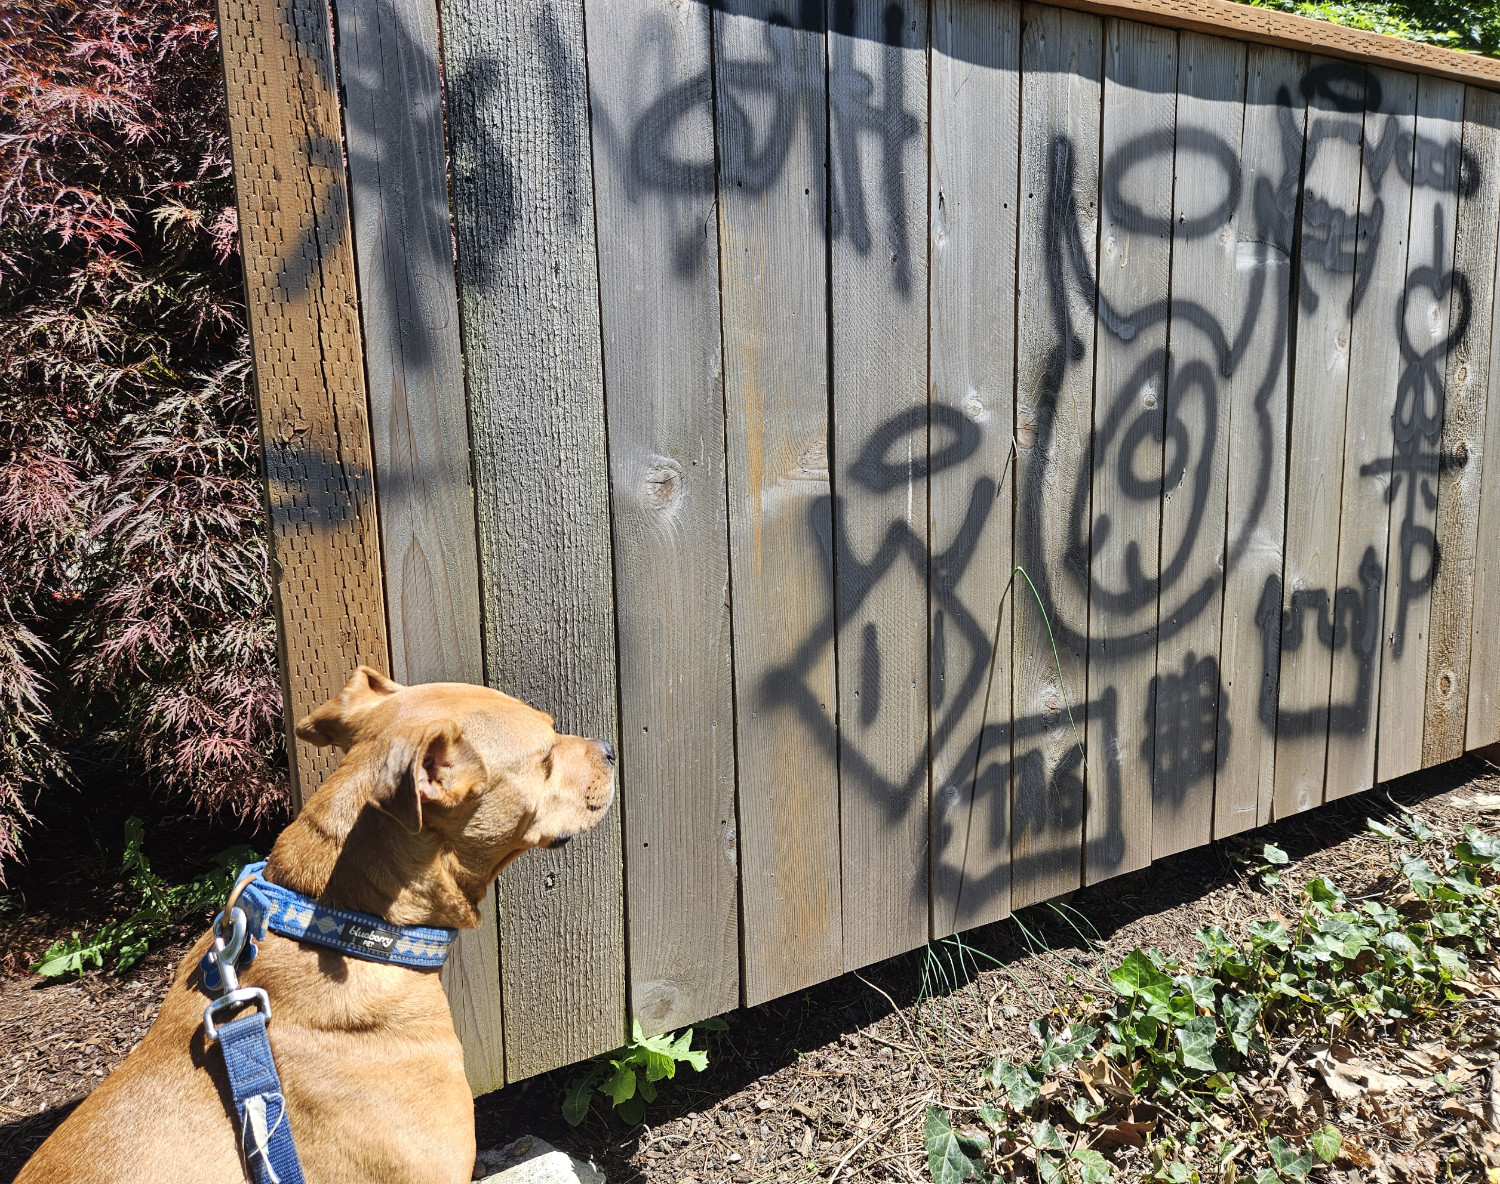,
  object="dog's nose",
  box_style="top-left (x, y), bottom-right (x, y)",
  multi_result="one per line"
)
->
top-left (599, 740), bottom-right (616, 766)
top-left (550, 833), bottom-right (573, 849)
